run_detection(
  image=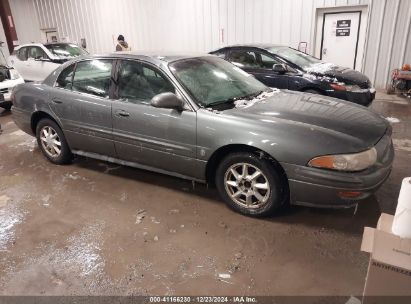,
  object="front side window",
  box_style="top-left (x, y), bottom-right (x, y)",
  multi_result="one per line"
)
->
top-left (72, 59), bottom-right (113, 97)
top-left (55, 64), bottom-right (75, 89)
top-left (27, 47), bottom-right (48, 60)
top-left (169, 56), bottom-right (268, 106)
top-left (117, 60), bottom-right (174, 103)
top-left (228, 50), bottom-right (259, 68)
top-left (259, 53), bottom-right (280, 69)
top-left (17, 47), bottom-right (28, 61)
